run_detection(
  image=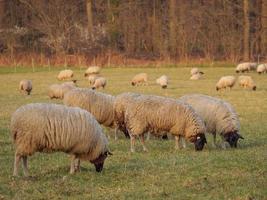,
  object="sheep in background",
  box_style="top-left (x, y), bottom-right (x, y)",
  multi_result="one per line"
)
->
top-left (64, 88), bottom-right (129, 140)
top-left (190, 73), bottom-right (203, 80)
top-left (88, 74), bottom-right (101, 85)
top-left (216, 76), bottom-right (236, 91)
top-left (92, 77), bottom-right (107, 90)
top-left (19, 80), bottom-right (32, 95)
top-left (115, 92), bottom-right (207, 152)
top-left (179, 94), bottom-right (243, 148)
top-left (131, 73), bottom-right (148, 86)
top-left (238, 76), bottom-right (256, 90)
top-left (156, 75), bottom-right (168, 89)
top-left (191, 68), bottom-right (204, 76)
top-left (57, 69), bottom-right (74, 80)
top-left (84, 66), bottom-right (101, 77)
top-left (235, 62), bottom-right (257, 73)
top-left (257, 64), bottom-right (267, 74)
top-left (48, 81), bottom-right (76, 99)
top-left (10, 103), bottom-right (111, 176)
